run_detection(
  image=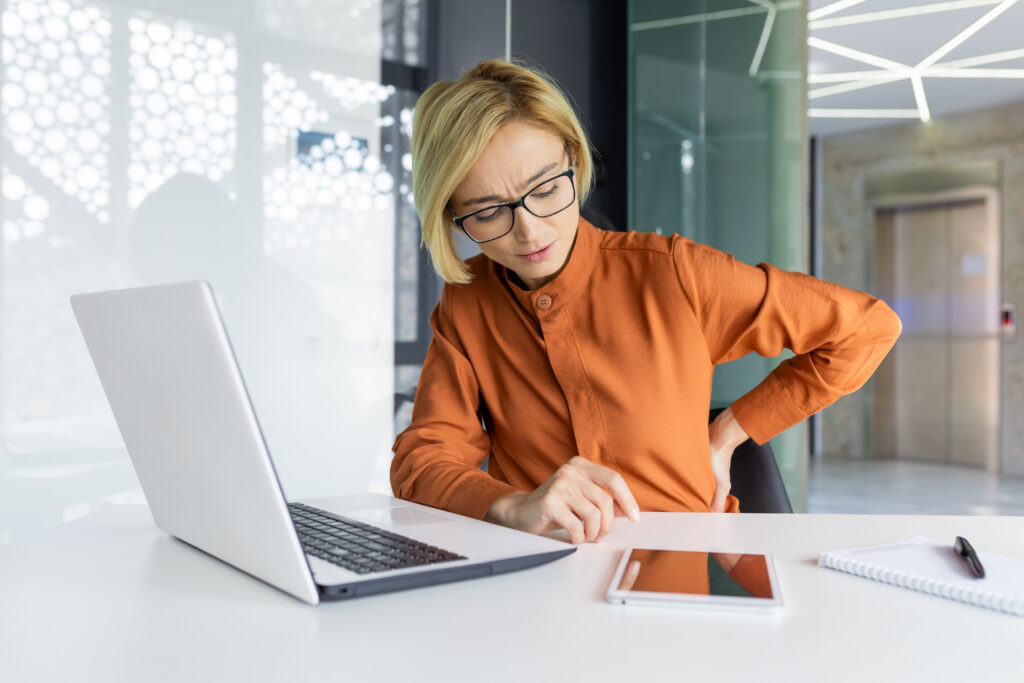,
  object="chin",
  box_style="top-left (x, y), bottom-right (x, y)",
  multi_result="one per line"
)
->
top-left (515, 258), bottom-right (563, 289)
